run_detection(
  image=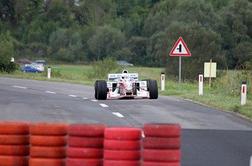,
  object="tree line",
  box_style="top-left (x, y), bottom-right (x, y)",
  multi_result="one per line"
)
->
top-left (0, 0), bottom-right (251, 77)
